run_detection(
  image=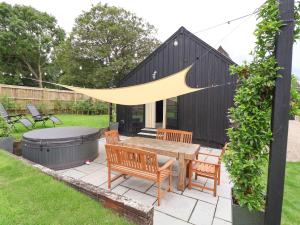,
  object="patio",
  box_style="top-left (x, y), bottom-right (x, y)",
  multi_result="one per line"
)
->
top-left (57, 137), bottom-right (232, 225)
